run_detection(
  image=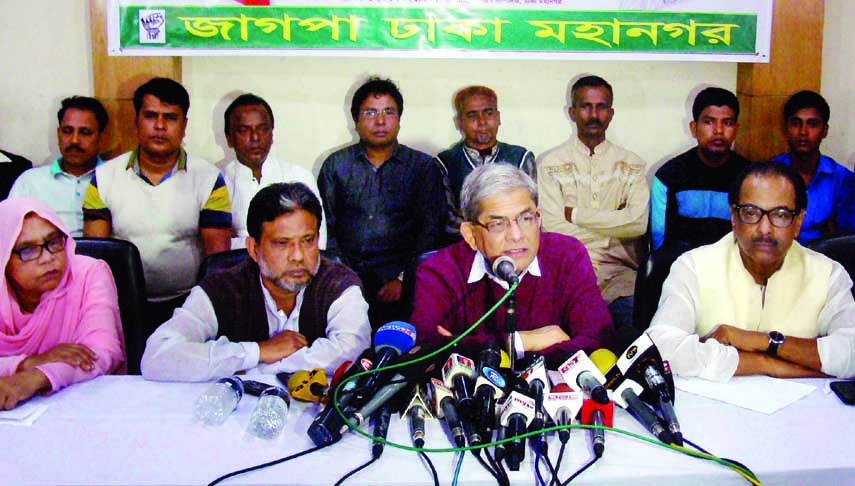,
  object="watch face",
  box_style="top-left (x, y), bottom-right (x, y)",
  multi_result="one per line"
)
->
top-left (770, 331), bottom-right (785, 344)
